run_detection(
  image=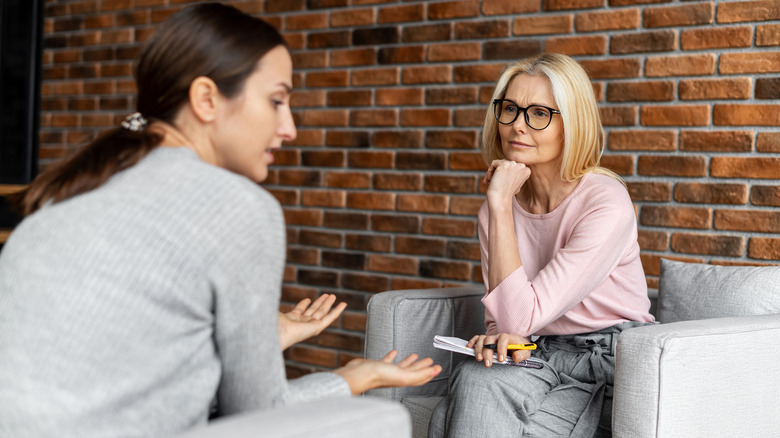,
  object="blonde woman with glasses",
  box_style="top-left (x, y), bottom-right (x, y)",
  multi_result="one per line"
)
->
top-left (429, 53), bottom-right (655, 437)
